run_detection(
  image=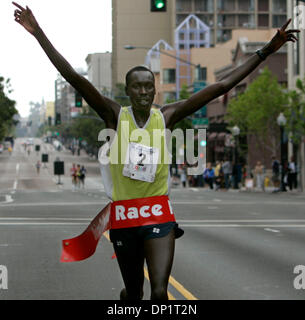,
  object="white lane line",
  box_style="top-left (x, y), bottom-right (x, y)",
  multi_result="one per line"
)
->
top-left (264, 228), bottom-right (280, 233)
top-left (13, 163), bottom-right (20, 190)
